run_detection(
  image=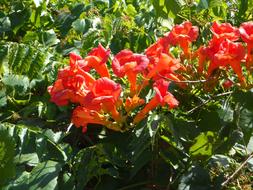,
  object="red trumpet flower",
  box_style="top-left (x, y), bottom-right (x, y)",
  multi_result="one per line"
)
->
top-left (133, 79), bottom-right (178, 123)
top-left (72, 106), bottom-right (112, 133)
top-left (91, 77), bottom-right (123, 122)
top-left (84, 44), bottom-right (111, 78)
top-left (207, 40), bottom-right (245, 82)
top-left (48, 65), bottom-right (95, 106)
top-left (146, 53), bottom-right (181, 79)
top-left (112, 50), bottom-right (149, 95)
top-left (211, 21), bottom-right (240, 41)
top-left (167, 21), bottom-right (198, 56)
top-left (239, 21), bottom-right (253, 68)
top-left (125, 95), bottom-right (145, 113)
top-left (145, 36), bottom-right (171, 58)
